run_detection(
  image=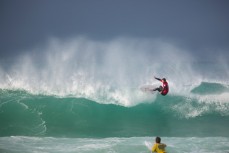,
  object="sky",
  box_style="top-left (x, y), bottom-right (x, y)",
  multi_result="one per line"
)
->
top-left (1, 0), bottom-right (229, 61)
